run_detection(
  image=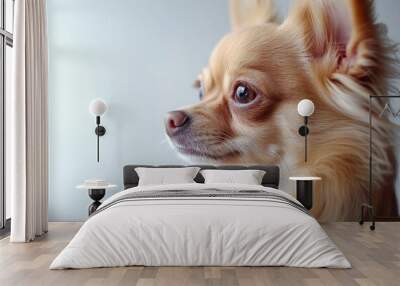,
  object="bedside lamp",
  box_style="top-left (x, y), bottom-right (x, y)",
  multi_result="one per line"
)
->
top-left (89, 98), bottom-right (108, 162)
top-left (297, 99), bottom-right (315, 162)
